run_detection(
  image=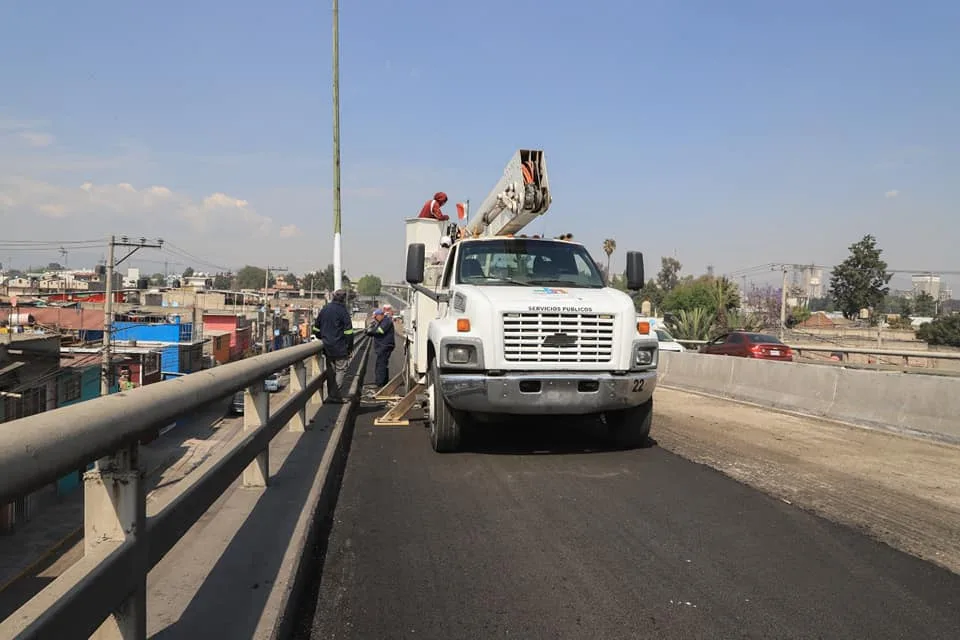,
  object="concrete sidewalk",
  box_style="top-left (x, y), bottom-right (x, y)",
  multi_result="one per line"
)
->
top-left (145, 344), bottom-right (370, 638)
